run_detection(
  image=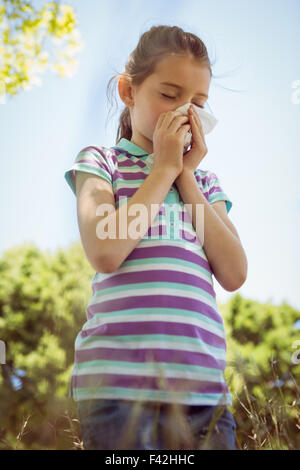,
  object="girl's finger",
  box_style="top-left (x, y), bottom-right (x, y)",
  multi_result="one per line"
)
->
top-left (190, 114), bottom-right (202, 144)
top-left (198, 120), bottom-right (205, 141)
top-left (189, 105), bottom-right (202, 129)
top-left (191, 115), bottom-right (207, 156)
top-left (192, 111), bottom-right (206, 145)
top-left (192, 108), bottom-right (205, 140)
top-left (156, 112), bottom-right (168, 129)
top-left (161, 111), bottom-right (175, 129)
